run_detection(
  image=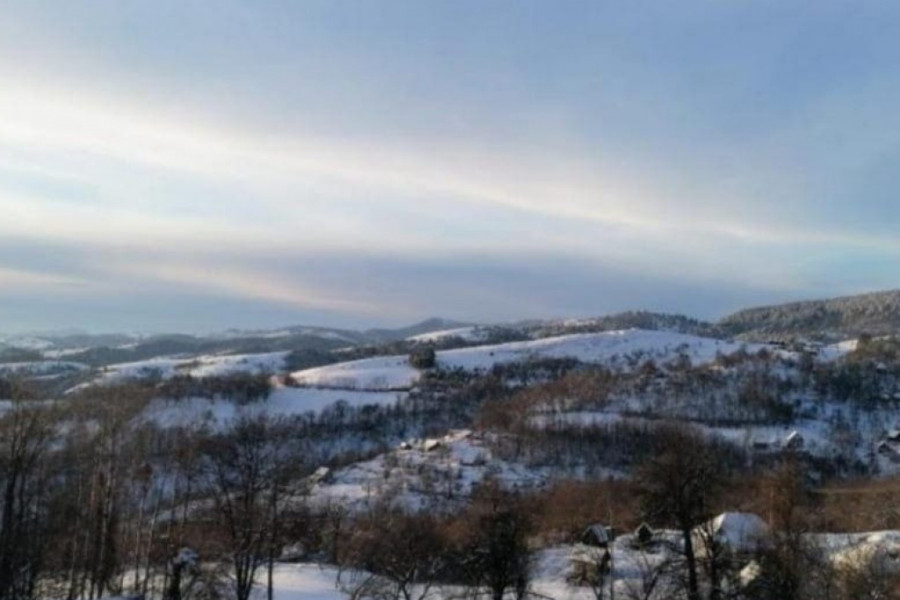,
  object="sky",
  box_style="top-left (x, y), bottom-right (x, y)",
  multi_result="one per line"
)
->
top-left (2, 1), bottom-right (900, 333)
